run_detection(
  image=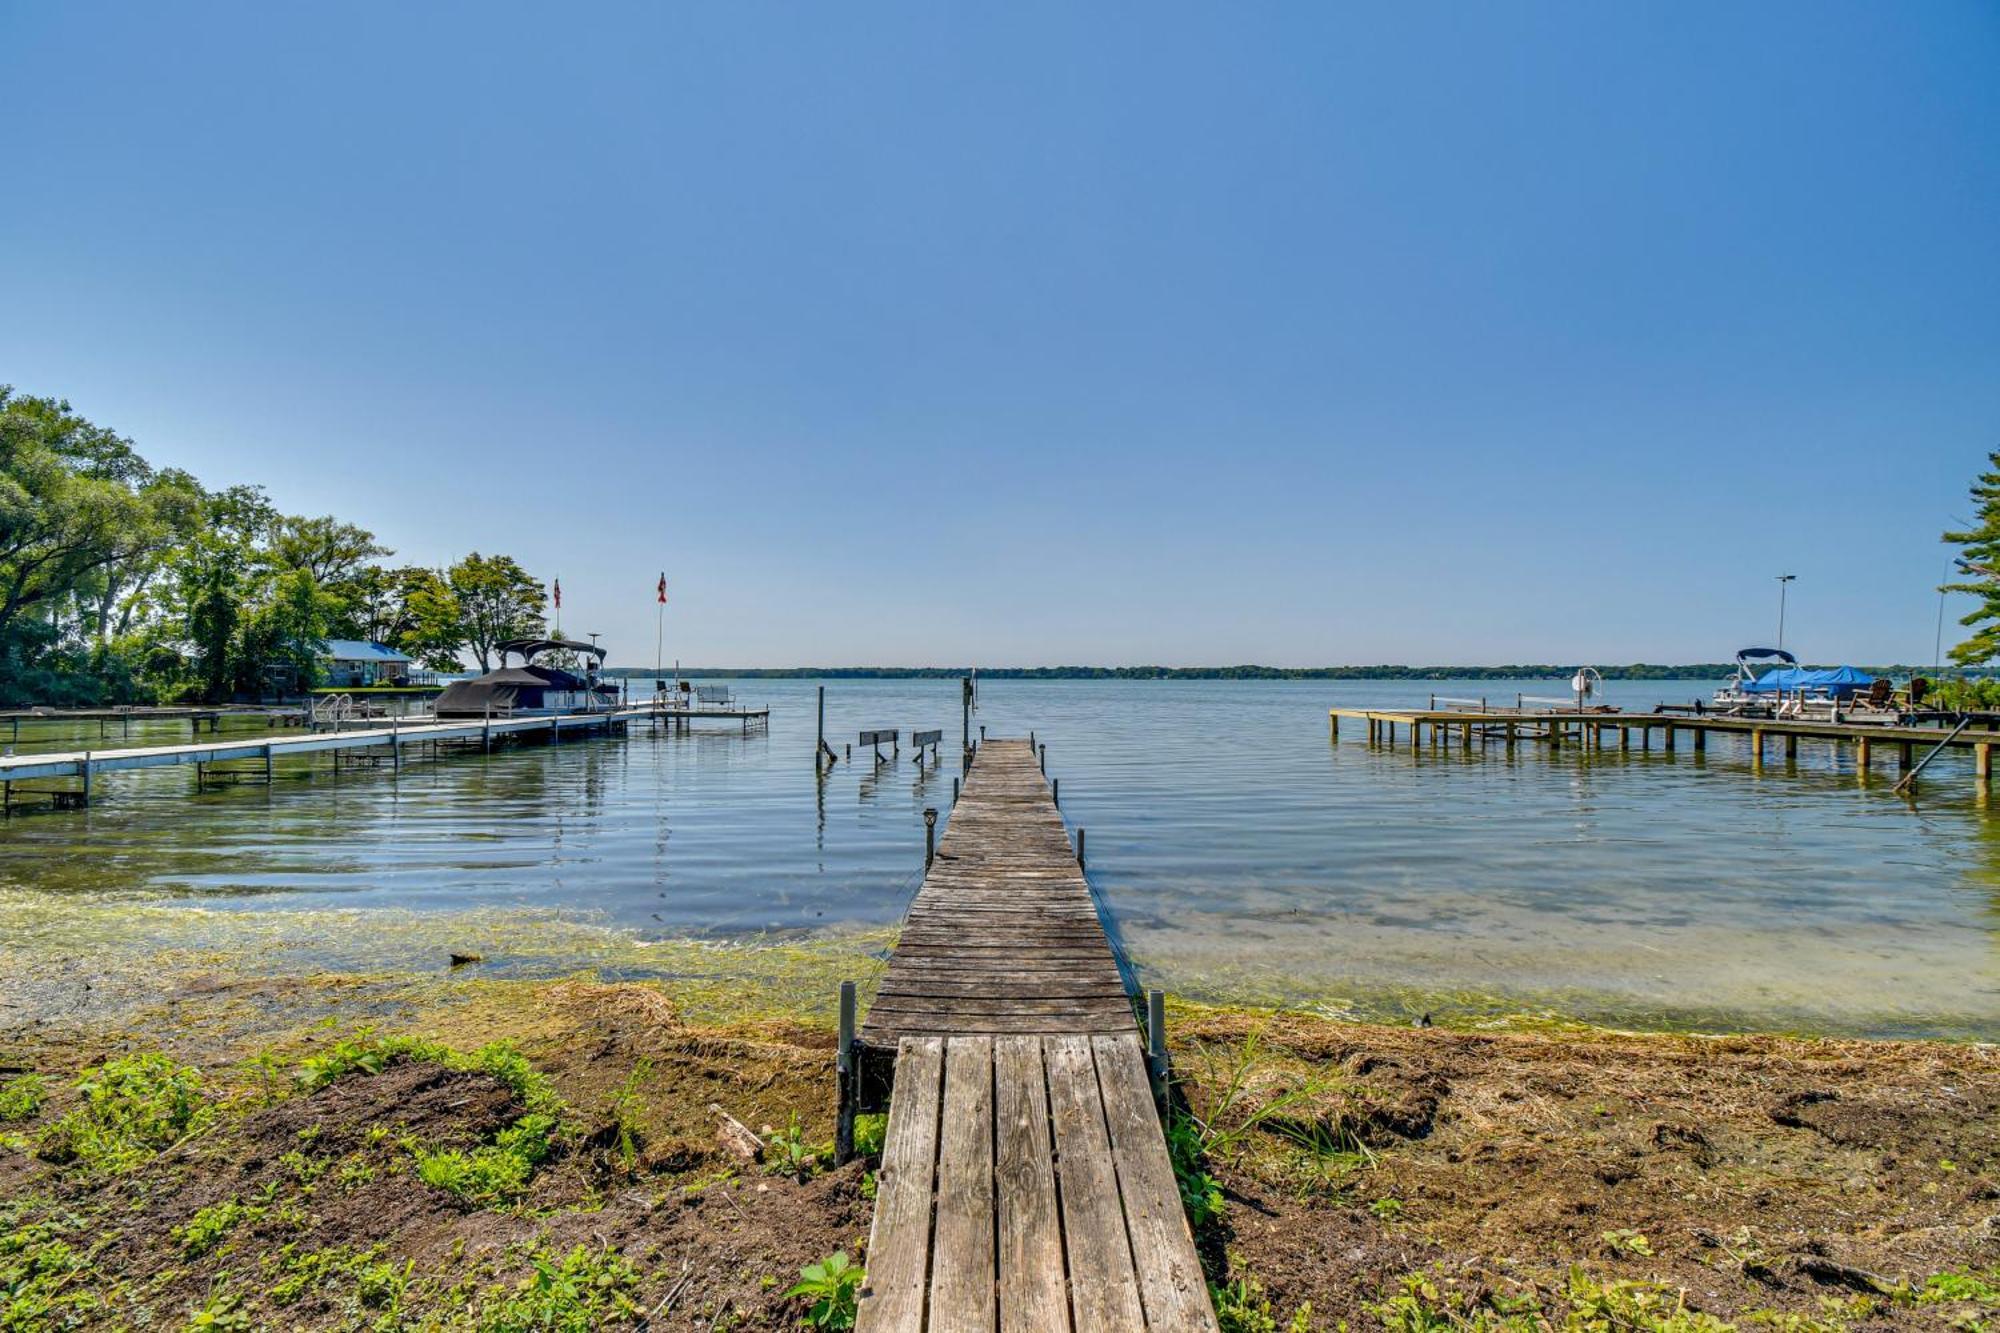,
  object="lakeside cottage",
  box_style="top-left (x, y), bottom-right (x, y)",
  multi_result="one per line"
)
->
top-left (318, 639), bottom-right (415, 688)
